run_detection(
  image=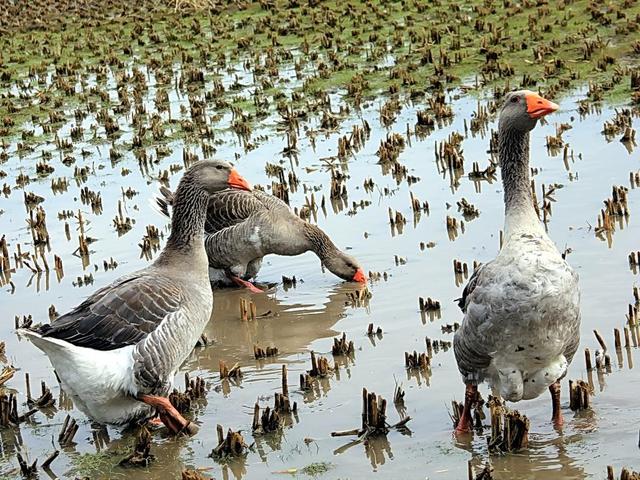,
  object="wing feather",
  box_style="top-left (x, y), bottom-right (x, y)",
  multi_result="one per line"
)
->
top-left (205, 189), bottom-right (287, 232)
top-left (454, 261), bottom-right (497, 381)
top-left (36, 273), bottom-right (182, 351)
